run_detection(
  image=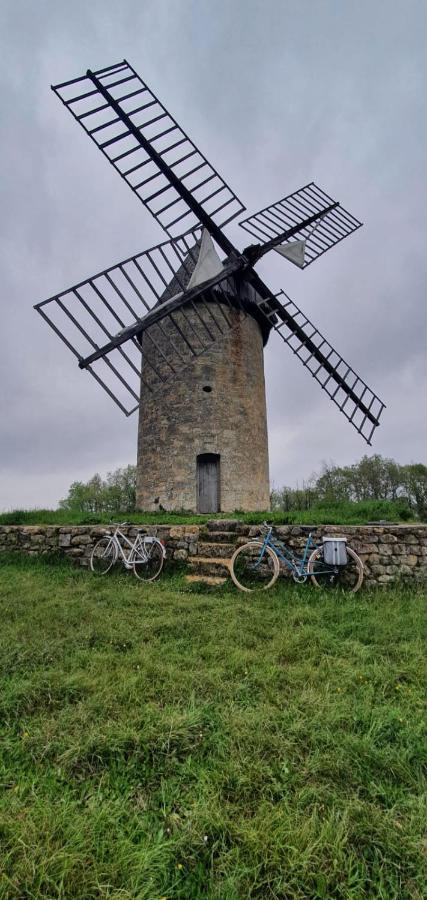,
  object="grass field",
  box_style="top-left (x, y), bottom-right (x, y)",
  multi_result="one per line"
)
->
top-left (0, 556), bottom-right (426, 899)
top-left (0, 498), bottom-right (415, 527)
